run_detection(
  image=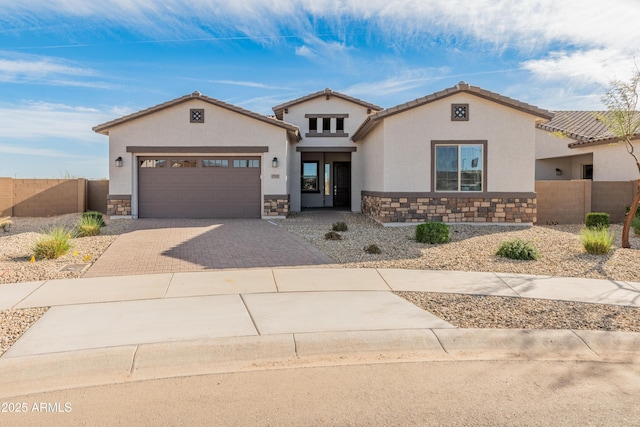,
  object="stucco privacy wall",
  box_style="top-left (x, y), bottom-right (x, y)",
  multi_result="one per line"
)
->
top-left (107, 98), bottom-right (289, 217)
top-left (0, 178), bottom-right (87, 217)
top-left (282, 95), bottom-right (372, 211)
